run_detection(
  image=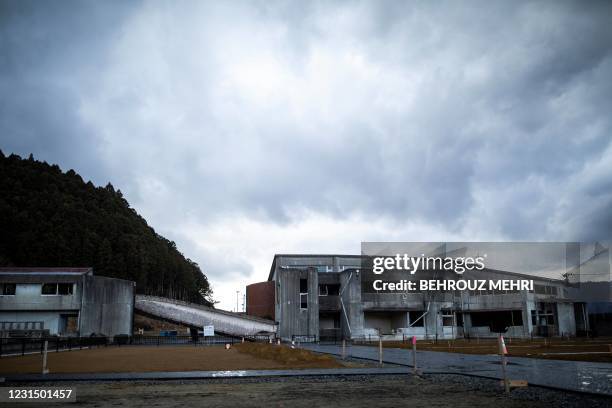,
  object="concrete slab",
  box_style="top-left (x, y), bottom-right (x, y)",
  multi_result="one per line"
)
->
top-left (1, 367), bottom-right (410, 383)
